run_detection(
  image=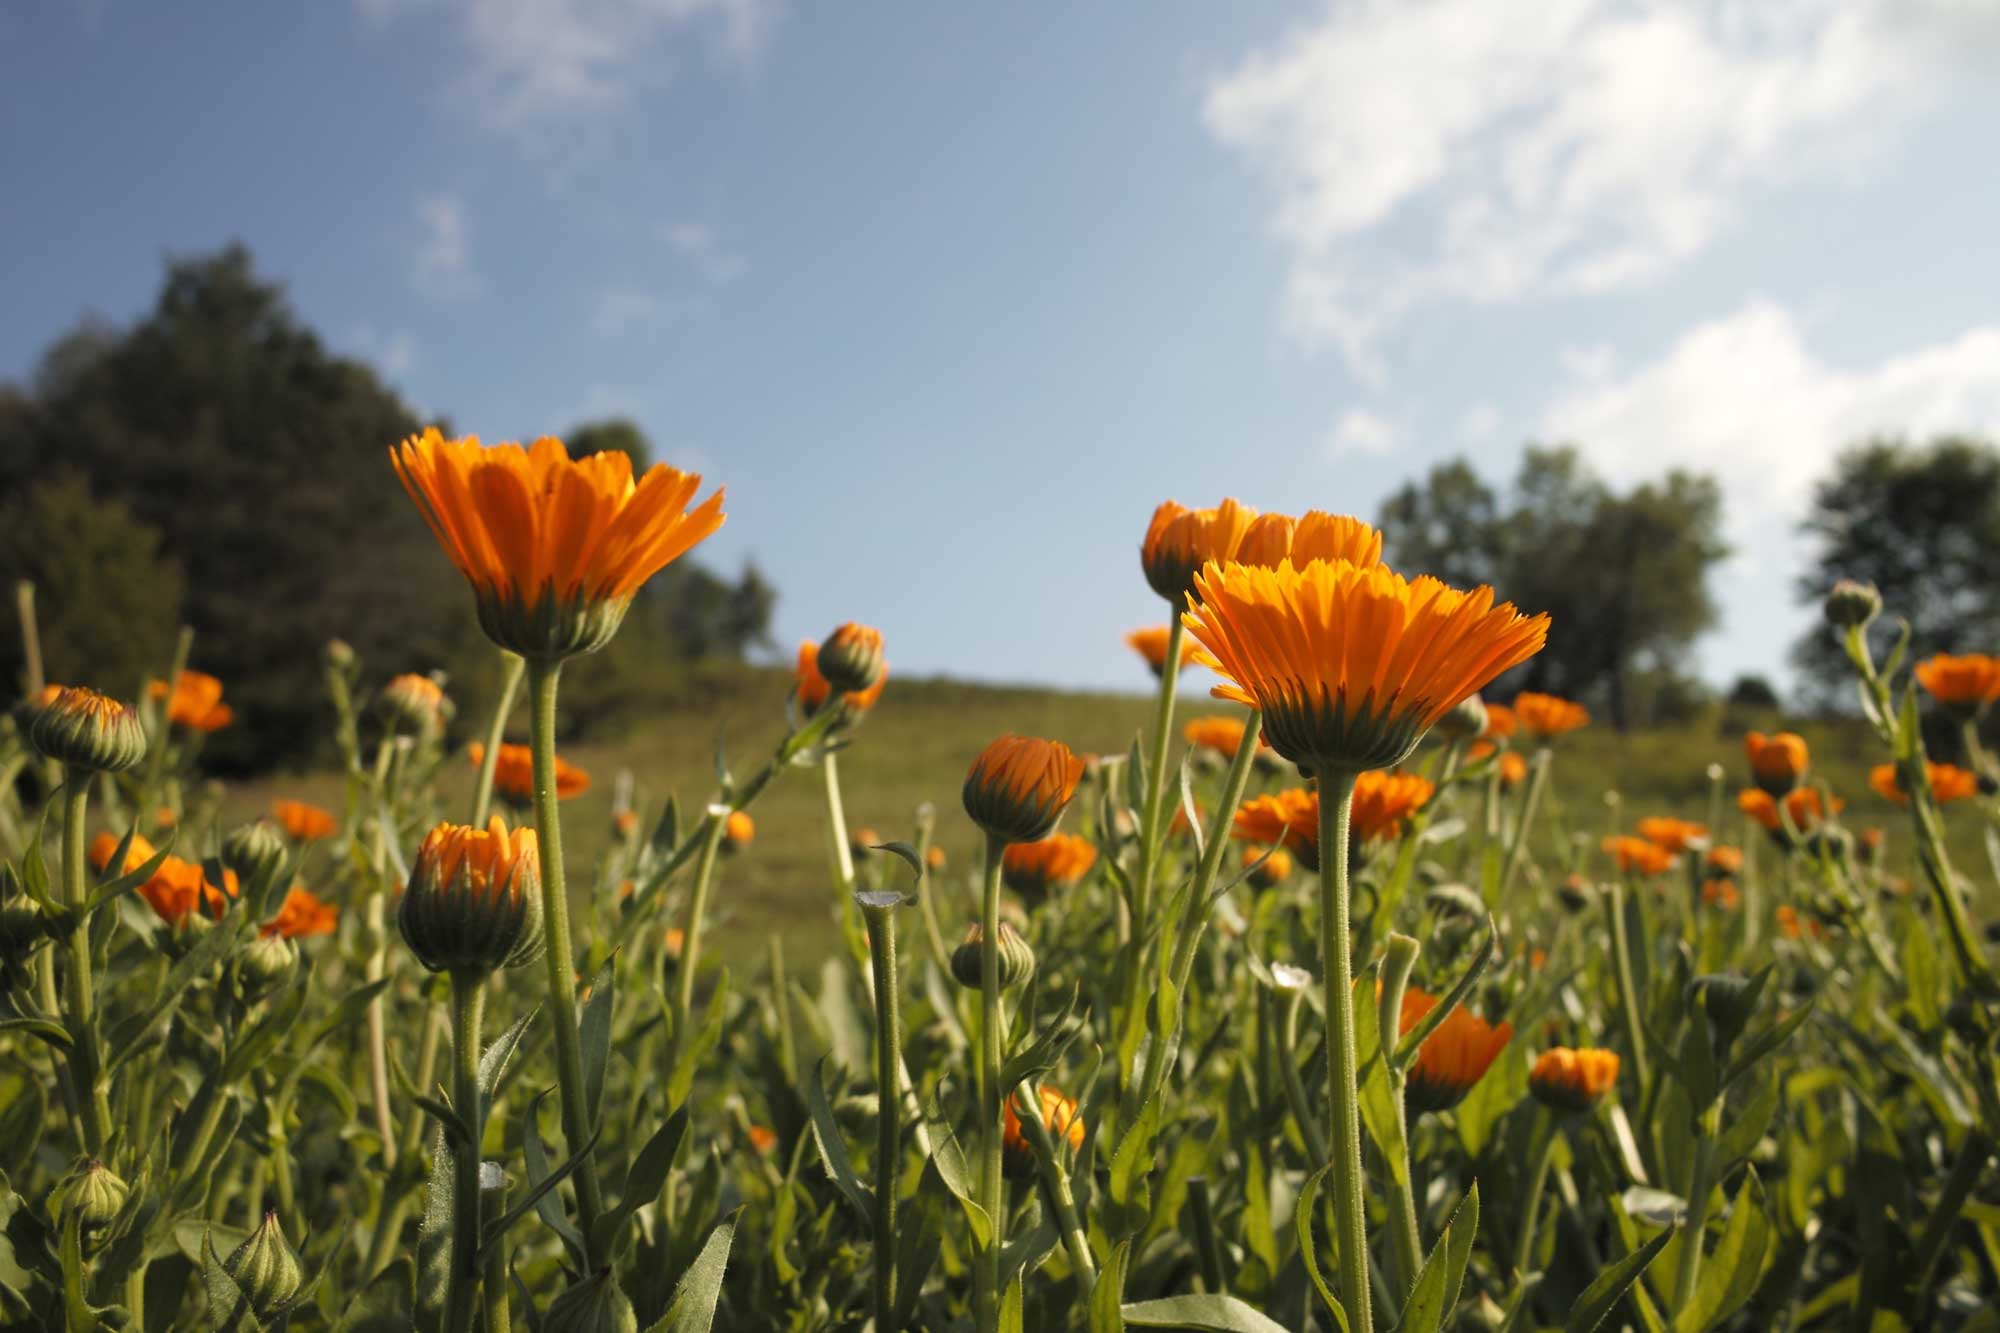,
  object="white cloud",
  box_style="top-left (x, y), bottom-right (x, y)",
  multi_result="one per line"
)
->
top-left (366, 0), bottom-right (780, 124)
top-left (344, 326), bottom-right (420, 380)
top-left (590, 285), bottom-right (660, 337)
top-left (1542, 298), bottom-right (2000, 675)
top-left (1204, 0), bottom-right (1995, 372)
top-left (1327, 408), bottom-right (1399, 458)
top-left (662, 223), bottom-right (747, 282)
top-left (413, 193), bottom-right (479, 298)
